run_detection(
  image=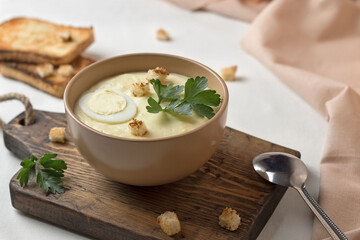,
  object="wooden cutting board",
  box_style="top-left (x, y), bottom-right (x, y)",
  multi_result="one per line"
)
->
top-left (4, 110), bottom-right (300, 240)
